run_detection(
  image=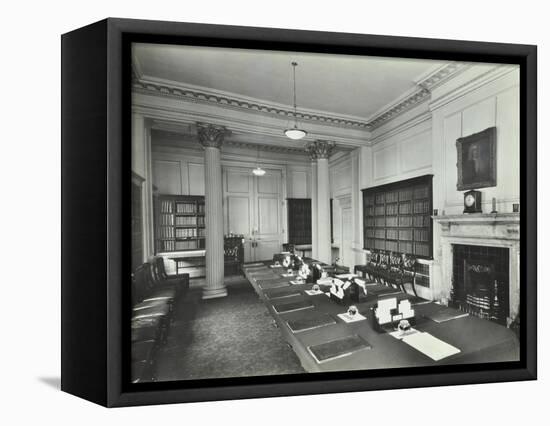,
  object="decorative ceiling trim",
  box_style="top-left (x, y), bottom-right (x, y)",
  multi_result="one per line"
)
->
top-left (132, 78), bottom-right (372, 130)
top-left (366, 63), bottom-right (468, 130)
top-left (132, 61), bottom-right (467, 134)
